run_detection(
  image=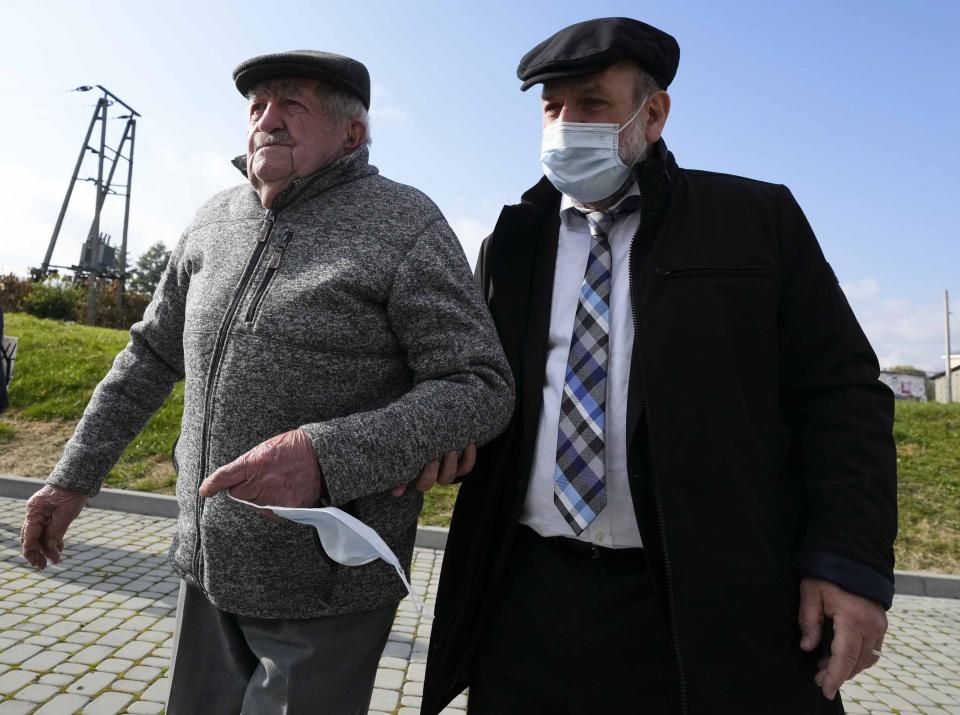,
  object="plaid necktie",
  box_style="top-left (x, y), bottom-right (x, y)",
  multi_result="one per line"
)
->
top-left (554, 210), bottom-right (613, 535)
